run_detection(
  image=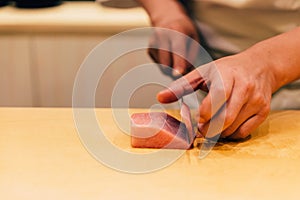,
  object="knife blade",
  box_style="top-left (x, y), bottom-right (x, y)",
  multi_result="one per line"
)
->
top-left (180, 98), bottom-right (196, 146)
top-left (168, 74), bottom-right (217, 158)
top-left (180, 97), bottom-right (218, 159)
